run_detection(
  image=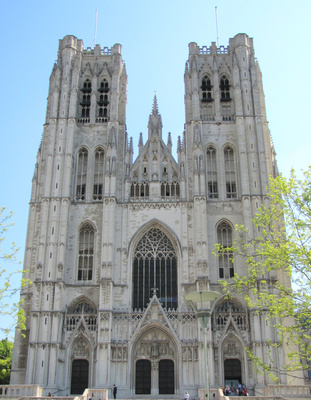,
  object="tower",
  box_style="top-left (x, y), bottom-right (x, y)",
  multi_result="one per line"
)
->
top-left (11, 34), bottom-right (298, 397)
